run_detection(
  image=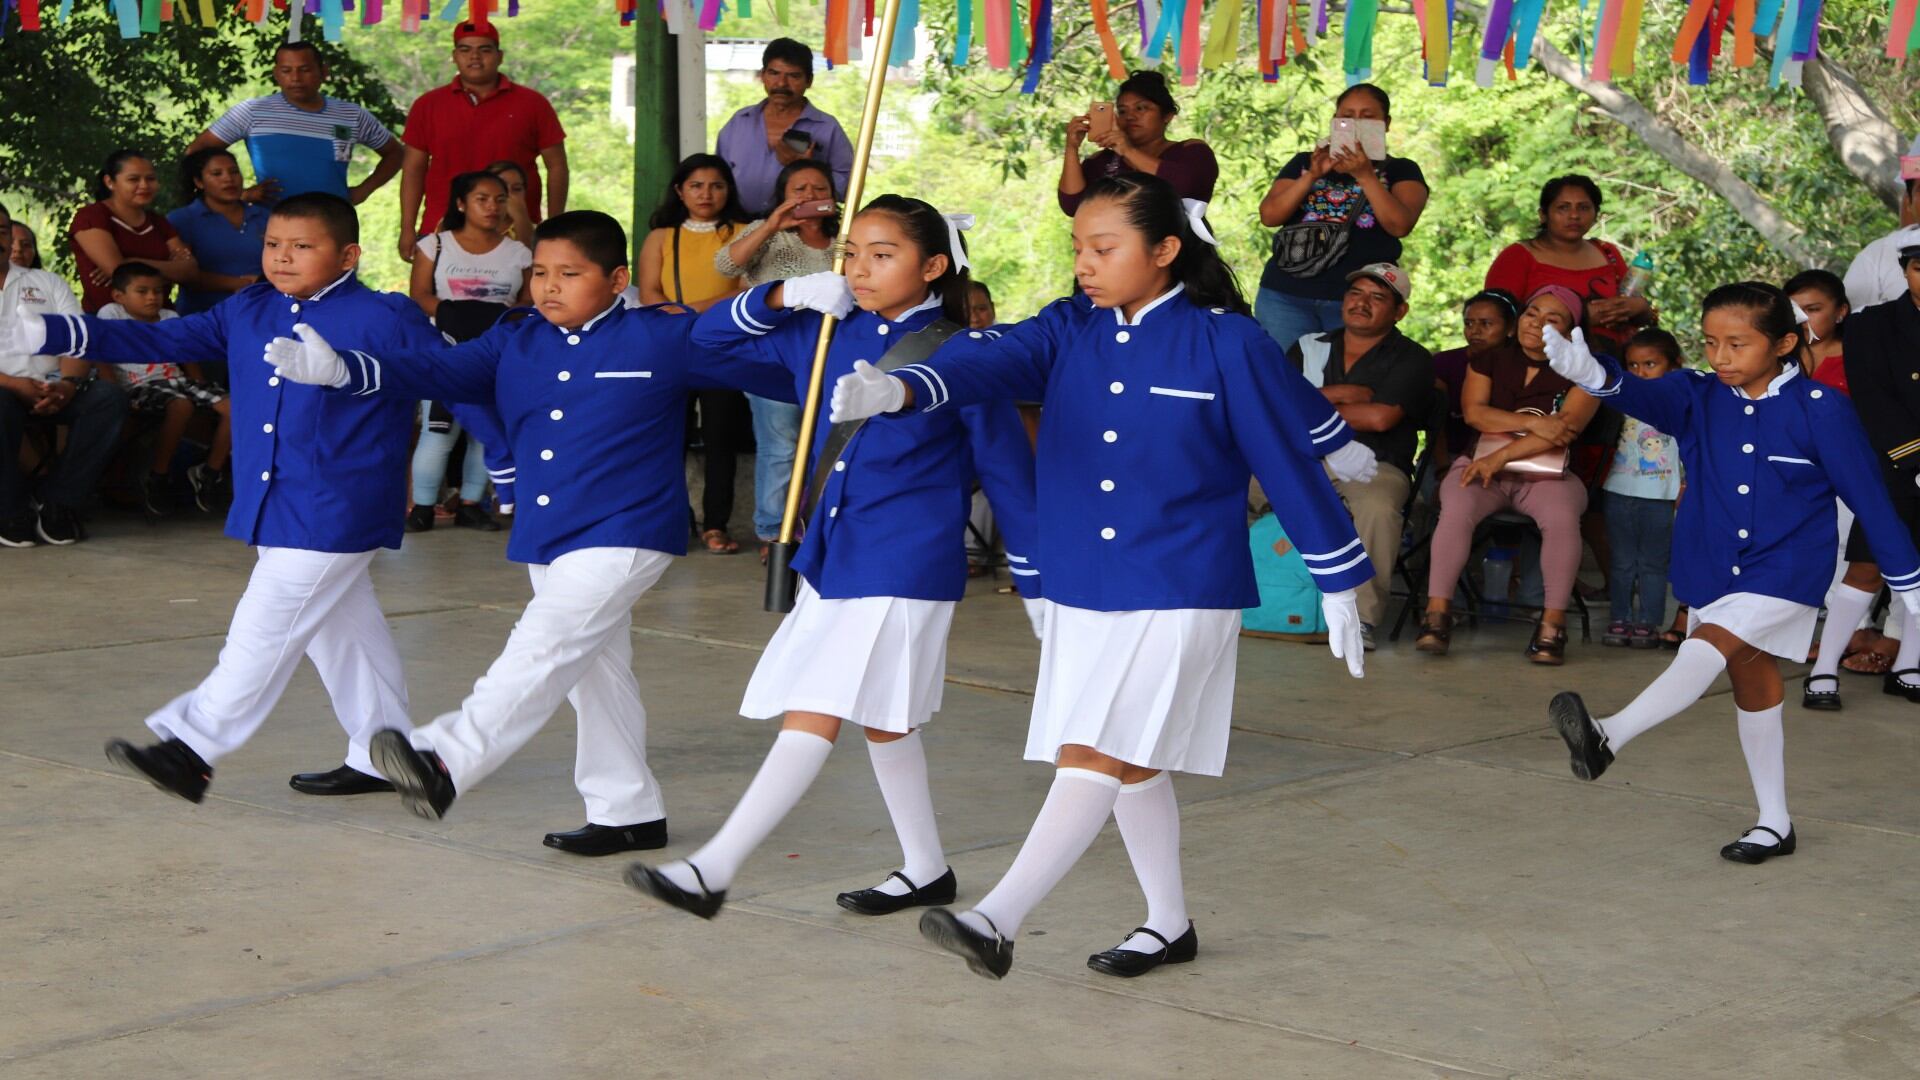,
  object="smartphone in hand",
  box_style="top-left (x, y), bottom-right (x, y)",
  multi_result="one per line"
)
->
top-left (1087, 101), bottom-right (1115, 142)
top-left (790, 200), bottom-right (836, 220)
top-left (781, 130), bottom-right (813, 154)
